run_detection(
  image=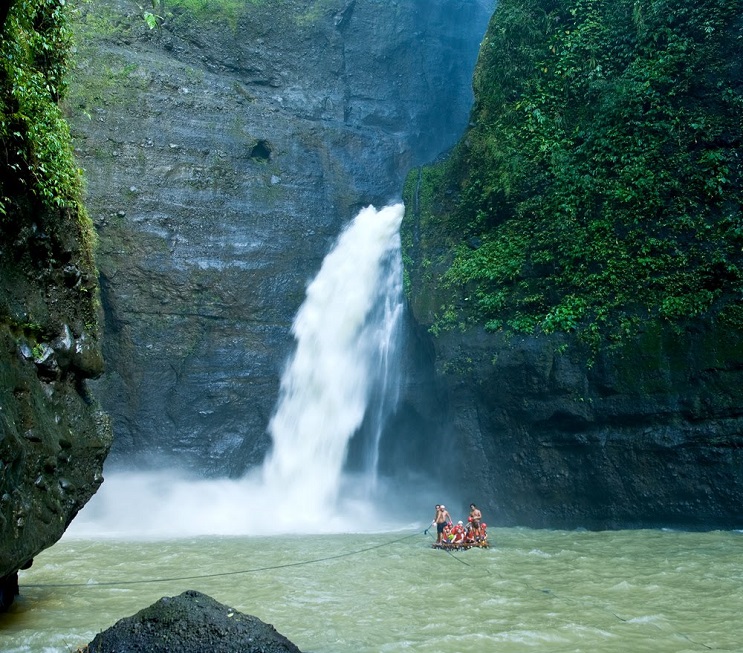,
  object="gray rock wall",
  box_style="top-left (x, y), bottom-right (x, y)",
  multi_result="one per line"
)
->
top-left (402, 157), bottom-right (743, 529)
top-left (401, 256), bottom-right (743, 529)
top-left (67, 0), bottom-right (494, 474)
top-left (0, 205), bottom-right (112, 603)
